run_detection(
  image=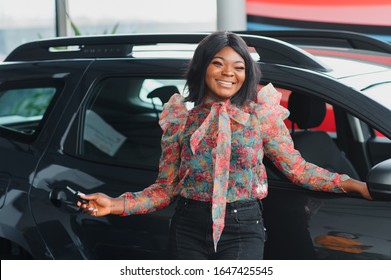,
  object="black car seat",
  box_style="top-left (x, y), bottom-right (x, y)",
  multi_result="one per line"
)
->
top-left (147, 85), bottom-right (179, 104)
top-left (288, 92), bottom-right (360, 179)
top-left (147, 85), bottom-right (179, 119)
